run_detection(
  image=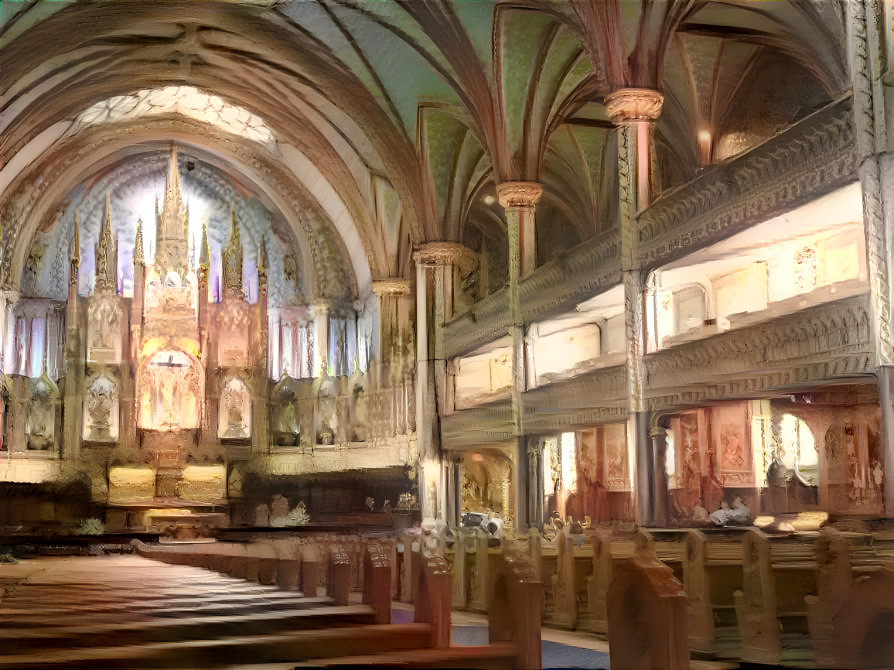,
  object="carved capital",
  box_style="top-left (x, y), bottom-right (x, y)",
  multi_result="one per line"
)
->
top-left (497, 181), bottom-right (543, 209)
top-left (372, 278), bottom-right (411, 296)
top-left (605, 88), bottom-right (663, 124)
top-left (413, 242), bottom-right (471, 266)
